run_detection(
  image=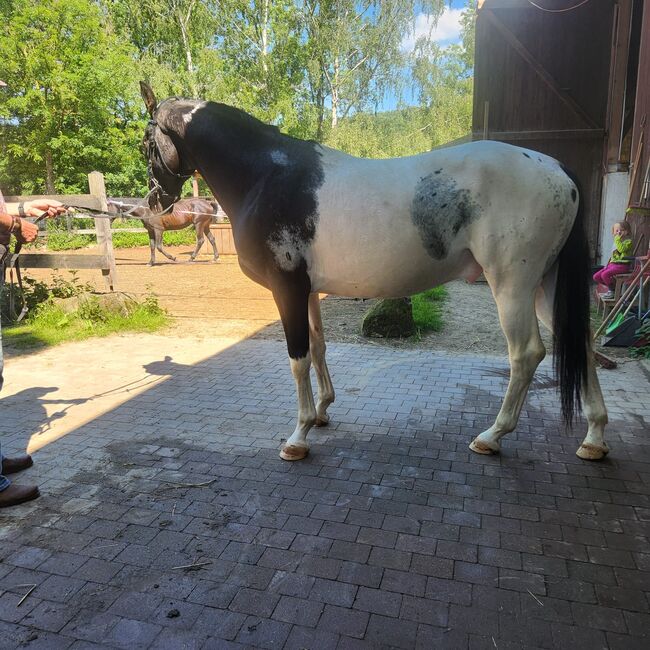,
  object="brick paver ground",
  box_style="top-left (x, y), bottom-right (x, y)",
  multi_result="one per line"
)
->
top-left (1, 335), bottom-right (649, 649)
